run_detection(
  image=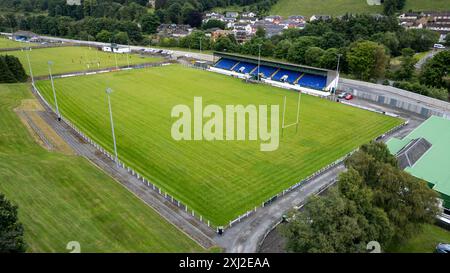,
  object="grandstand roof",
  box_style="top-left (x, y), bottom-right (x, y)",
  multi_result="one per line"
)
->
top-left (387, 116), bottom-right (450, 208)
top-left (395, 138), bottom-right (432, 170)
top-left (213, 52), bottom-right (333, 76)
